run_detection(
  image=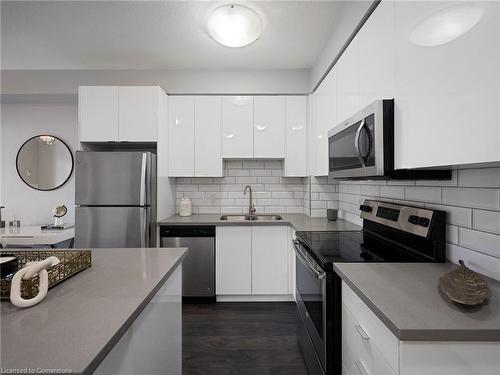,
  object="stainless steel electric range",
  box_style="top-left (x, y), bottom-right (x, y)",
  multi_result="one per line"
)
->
top-left (293, 199), bottom-right (446, 375)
